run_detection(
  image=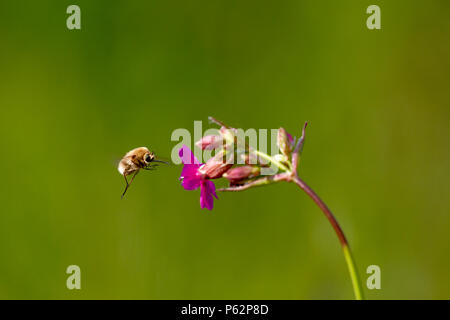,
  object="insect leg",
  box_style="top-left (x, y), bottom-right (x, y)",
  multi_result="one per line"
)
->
top-left (121, 171), bottom-right (139, 199)
top-left (121, 175), bottom-right (129, 199)
top-left (129, 170), bottom-right (139, 184)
